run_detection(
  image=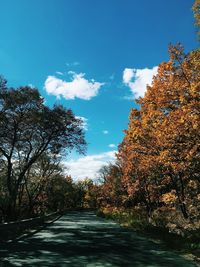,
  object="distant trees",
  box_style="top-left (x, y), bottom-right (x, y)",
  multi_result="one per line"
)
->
top-left (97, 163), bottom-right (124, 208)
top-left (21, 153), bottom-right (63, 216)
top-left (97, 45), bottom-right (200, 227)
top-left (73, 178), bottom-right (99, 209)
top-left (46, 175), bottom-right (77, 212)
top-left (0, 77), bottom-right (86, 221)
